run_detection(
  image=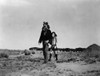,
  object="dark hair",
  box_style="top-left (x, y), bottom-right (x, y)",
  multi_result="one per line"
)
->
top-left (43, 21), bottom-right (50, 29)
top-left (52, 32), bottom-right (57, 37)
